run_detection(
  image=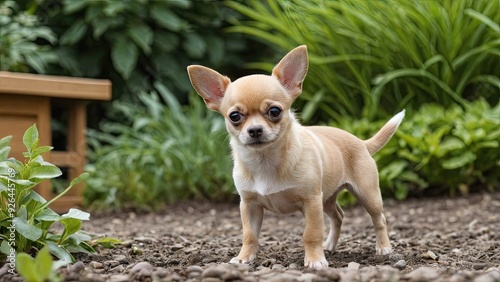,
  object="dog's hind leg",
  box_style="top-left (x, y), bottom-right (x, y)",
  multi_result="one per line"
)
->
top-left (323, 192), bottom-right (344, 252)
top-left (348, 179), bottom-right (392, 255)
